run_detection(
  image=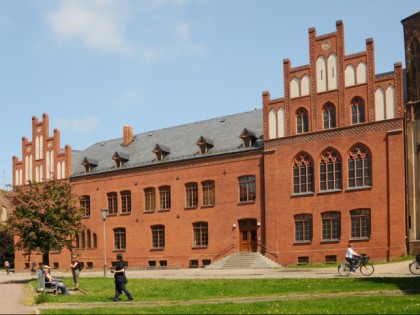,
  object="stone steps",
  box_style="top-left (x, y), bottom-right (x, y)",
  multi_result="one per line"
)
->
top-left (205, 252), bottom-right (280, 269)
